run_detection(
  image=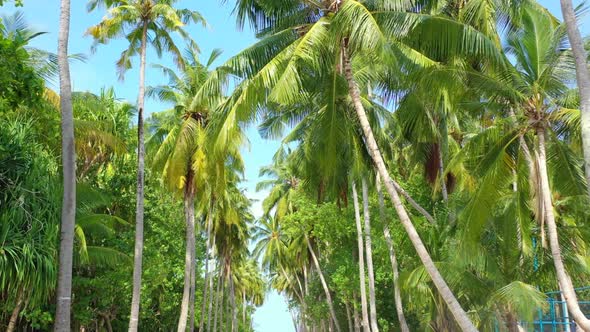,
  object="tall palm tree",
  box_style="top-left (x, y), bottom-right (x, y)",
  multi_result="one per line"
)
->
top-left (86, 2), bottom-right (204, 330)
top-left (559, 0), bottom-right (590, 203)
top-left (148, 49), bottom-right (223, 331)
top-left (54, 0), bottom-right (75, 330)
top-left (450, 5), bottom-right (590, 329)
